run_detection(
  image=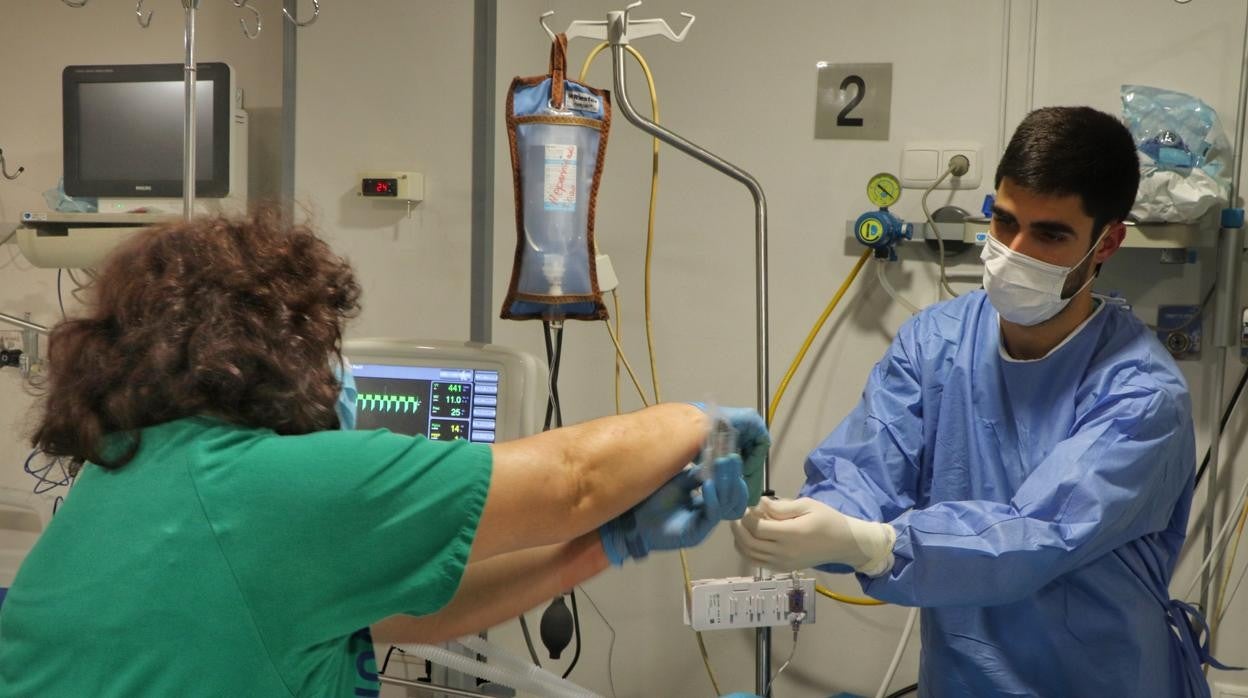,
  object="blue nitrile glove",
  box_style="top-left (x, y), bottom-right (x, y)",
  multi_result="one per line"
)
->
top-left (691, 404), bottom-right (771, 506)
top-left (599, 454), bottom-right (747, 566)
top-left (333, 357), bottom-right (358, 431)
